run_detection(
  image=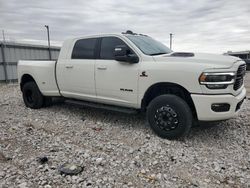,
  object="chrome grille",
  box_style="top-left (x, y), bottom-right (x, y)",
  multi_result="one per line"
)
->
top-left (234, 64), bottom-right (246, 90)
